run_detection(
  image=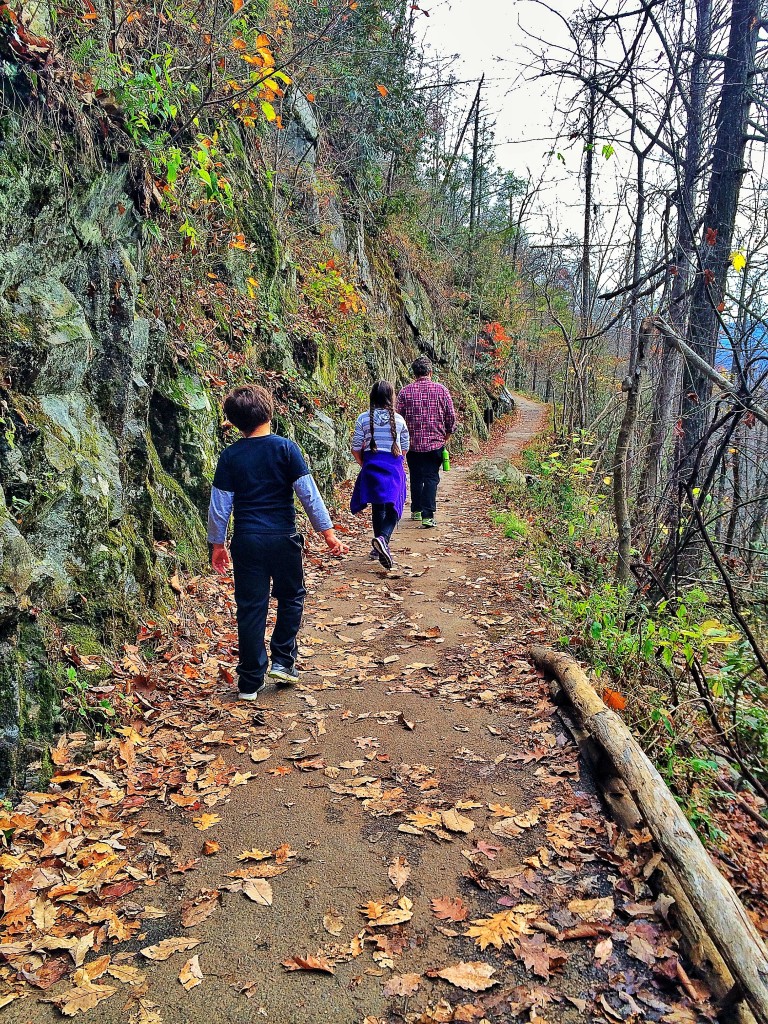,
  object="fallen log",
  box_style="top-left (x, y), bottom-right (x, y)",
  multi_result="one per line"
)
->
top-left (529, 645), bottom-right (768, 1024)
top-left (547, 678), bottom-right (755, 1024)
